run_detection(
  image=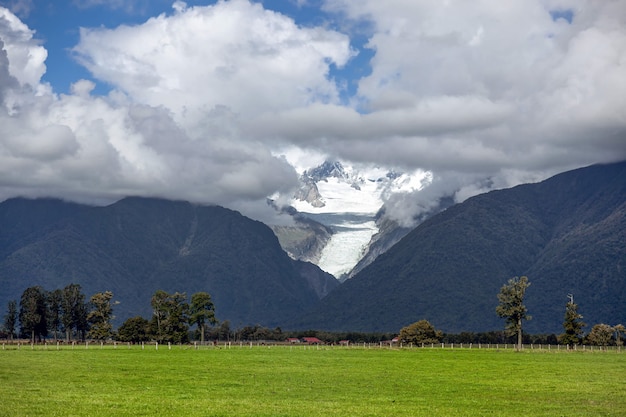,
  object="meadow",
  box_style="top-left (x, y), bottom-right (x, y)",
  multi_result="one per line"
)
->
top-left (0, 344), bottom-right (624, 416)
